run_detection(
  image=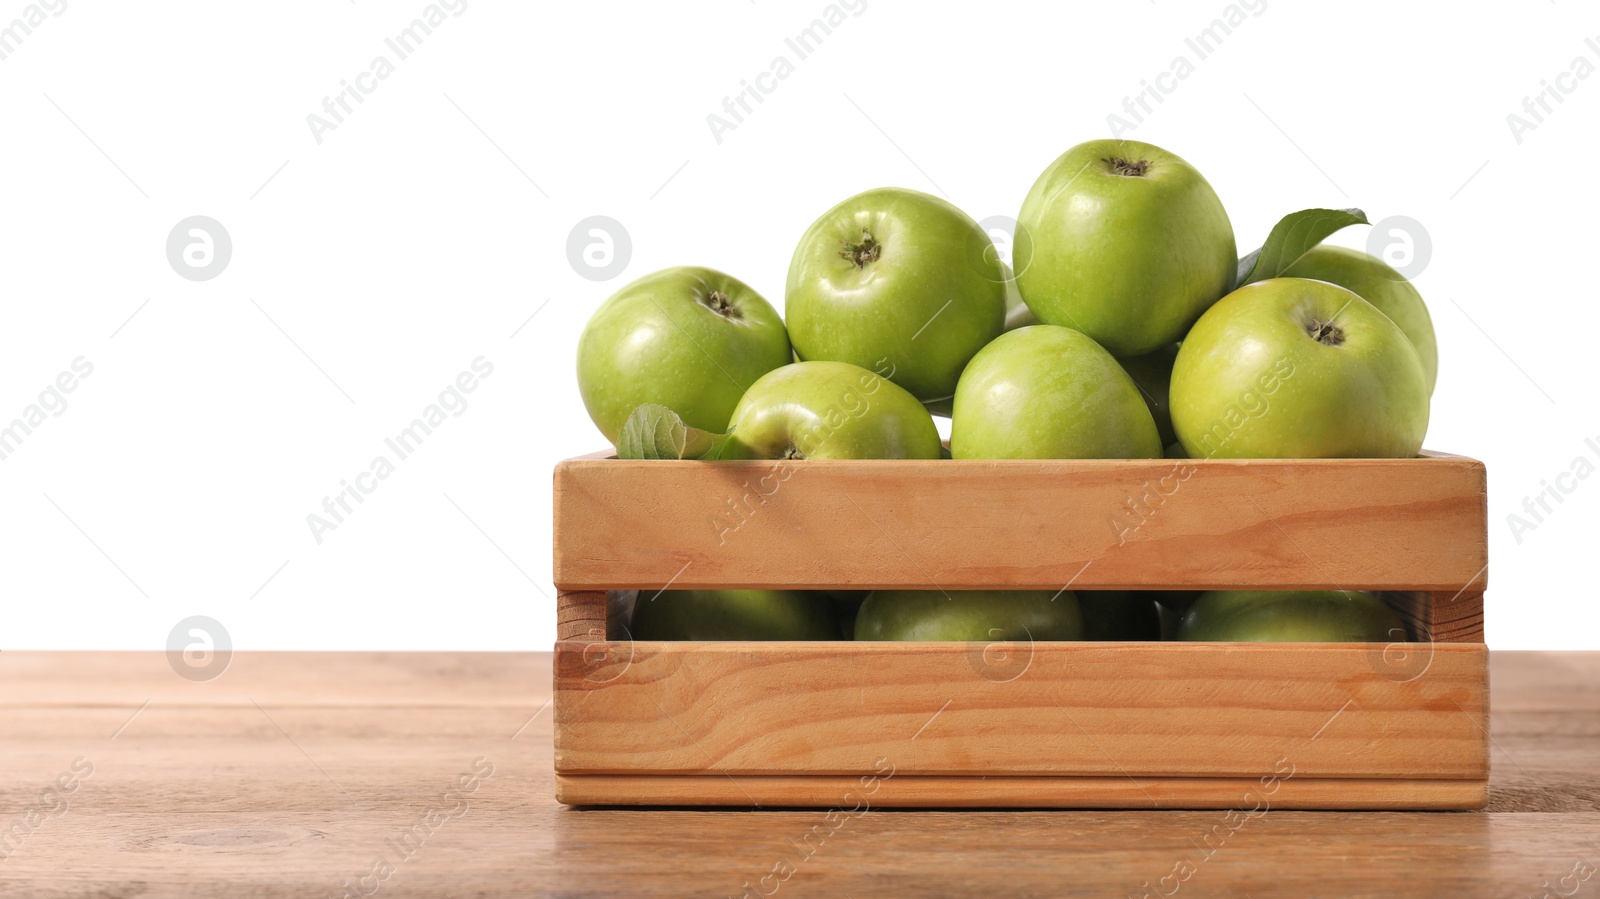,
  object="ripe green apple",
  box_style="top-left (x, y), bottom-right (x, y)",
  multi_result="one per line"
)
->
top-left (1076, 591), bottom-right (1161, 641)
top-left (1015, 140), bottom-right (1235, 356)
top-left (1117, 344), bottom-right (1179, 446)
top-left (577, 266), bottom-right (792, 444)
top-left (722, 361), bottom-right (942, 460)
top-left (1170, 278), bottom-right (1430, 459)
top-left (1176, 590), bottom-right (1407, 643)
top-left (951, 325), bottom-right (1162, 460)
top-left (785, 187), bottom-right (1006, 401)
top-left (854, 590), bottom-right (1083, 641)
top-left (630, 589), bottom-right (839, 640)
top-left (1282, 245), bottom-right (1439, 394)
